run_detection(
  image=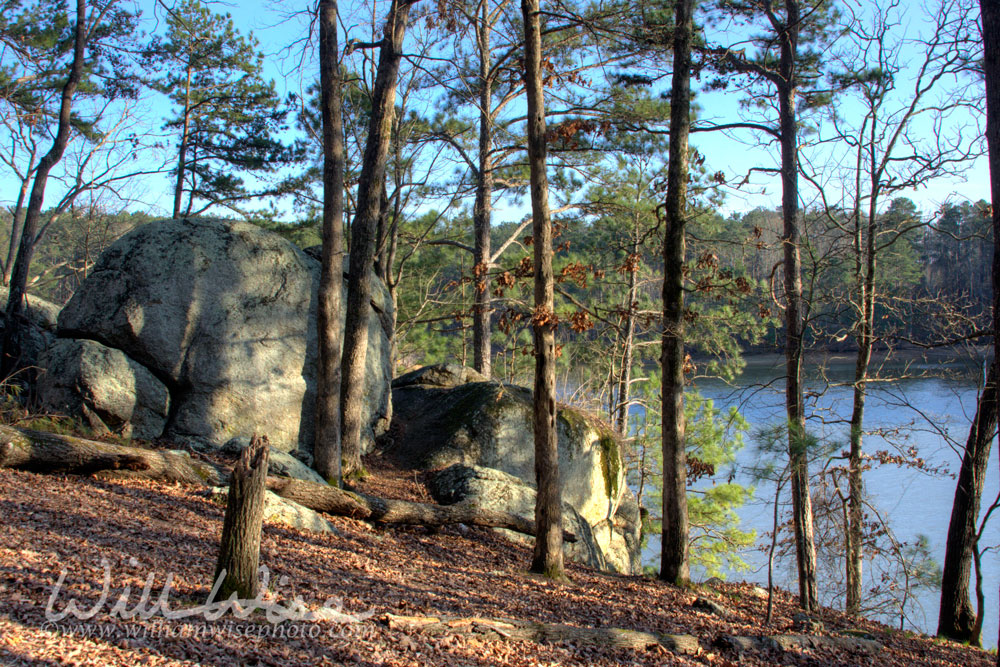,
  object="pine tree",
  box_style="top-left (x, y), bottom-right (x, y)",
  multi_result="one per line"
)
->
top-left (703, 0), bottom-right (843, 611)
top-left (1, 0), bottom-right (138, 380)
top-left (313, 0), bottom-right (346, 485)
top-left (522, 0), bottom-right (564, 580)
top-left (145, 0), bottom-right (300, 218)
top-left (340, 0), bottom-right (416, 480)
top-left (660, 0), bottom-right (694, 587)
